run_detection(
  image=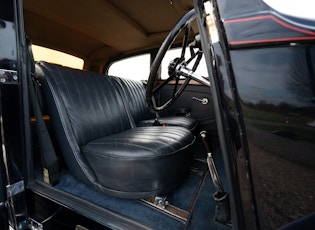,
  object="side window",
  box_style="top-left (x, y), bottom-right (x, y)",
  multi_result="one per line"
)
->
top-left (108, 53), bottom-right (150, 81)
top-left (32, 45), bottom-right (84, 70)
top-left (161, 47), bottom-right (208, 80)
